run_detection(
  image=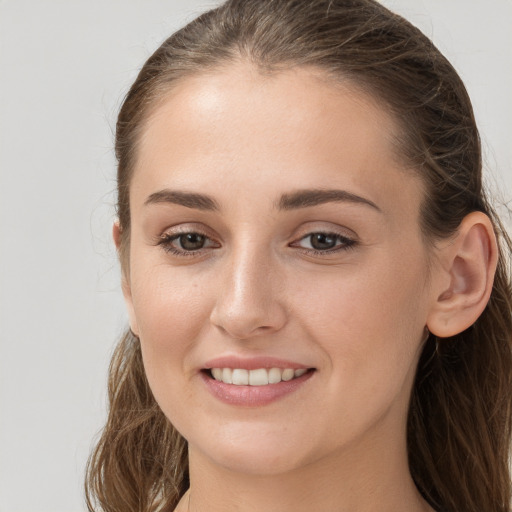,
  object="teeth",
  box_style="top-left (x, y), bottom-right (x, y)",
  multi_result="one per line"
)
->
top-left (232, 369), bottom-right (249, 385)
top-left (222, 368), bottom-right (233, 384)
top-left (210, 367), bottom-right (309, 386)
top-left (211, 368), bottom-right (223, 380)
top-left (249, 368), bottom-right (268, 386)
top-left (282, 369), bottom-right (295, 381)
top-left (268, 367), bottom-right (282, 384)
